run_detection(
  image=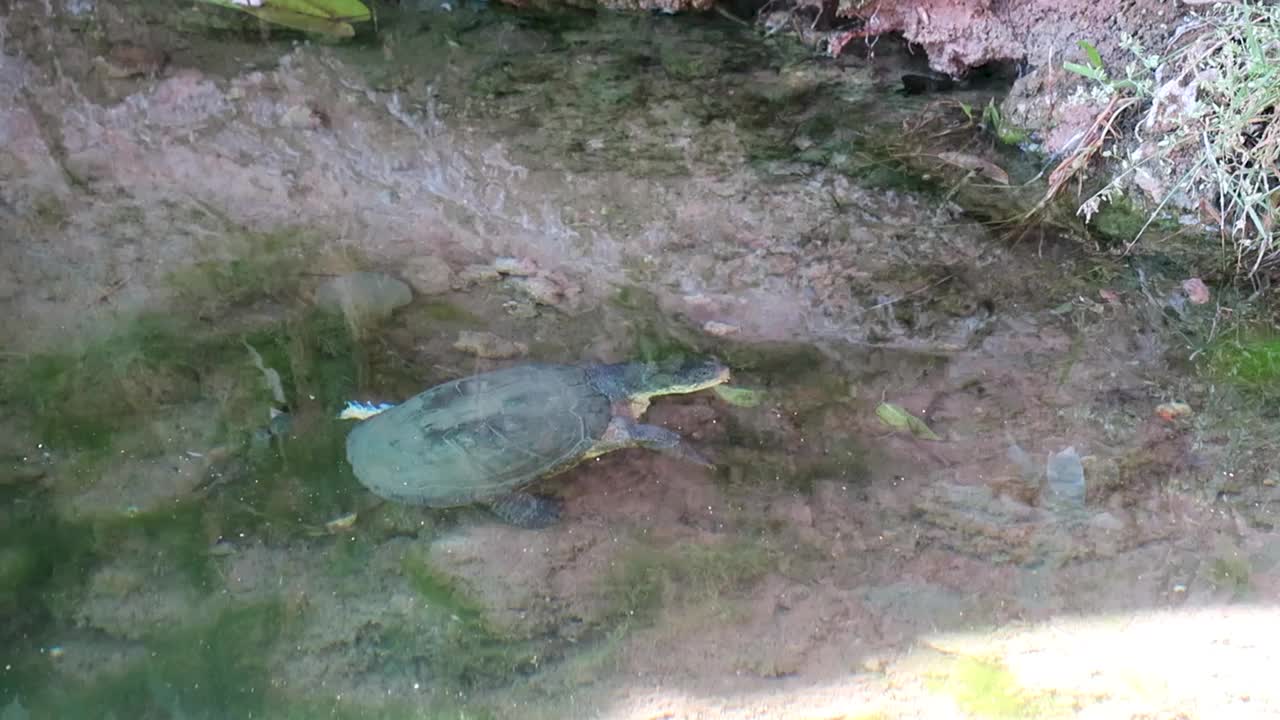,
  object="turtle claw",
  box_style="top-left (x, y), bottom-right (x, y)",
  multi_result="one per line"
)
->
top-left (626, 421), bottom-right (717, 469)
top-left (677, 444), bottom-right (716, 469)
